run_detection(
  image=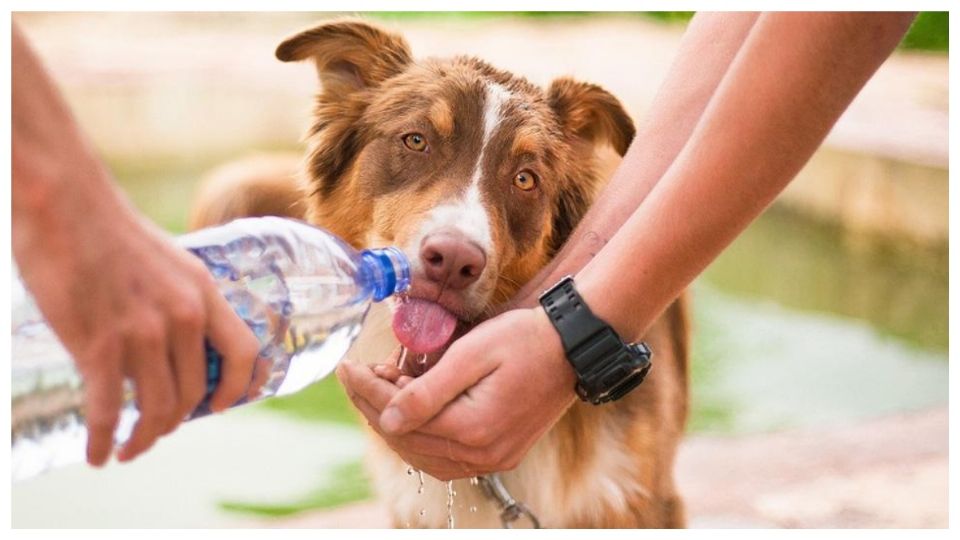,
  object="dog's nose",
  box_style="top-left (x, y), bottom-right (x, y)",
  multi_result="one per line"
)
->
top-left (420, 231), bottom-right (486, 290)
